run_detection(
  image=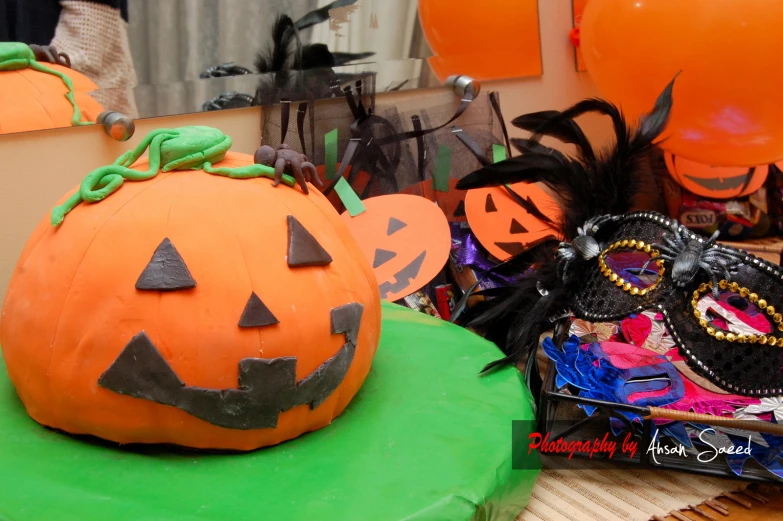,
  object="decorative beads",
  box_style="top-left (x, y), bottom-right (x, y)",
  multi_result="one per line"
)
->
top-left (598, 240), bottom-right (663, 296)
top-left (691, 280), bottom-right (780, 347)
